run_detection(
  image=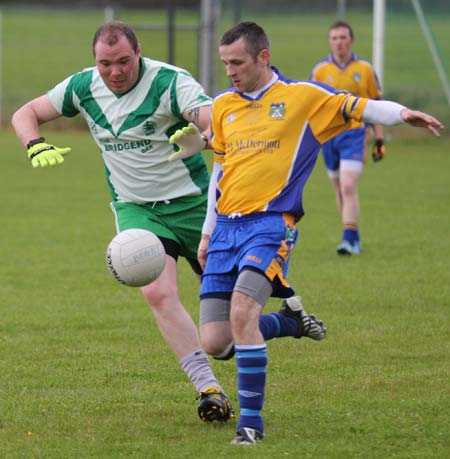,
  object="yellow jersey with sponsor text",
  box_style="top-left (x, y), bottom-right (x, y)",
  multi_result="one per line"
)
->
top-left (211, 67), bottom-right (368, 219)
